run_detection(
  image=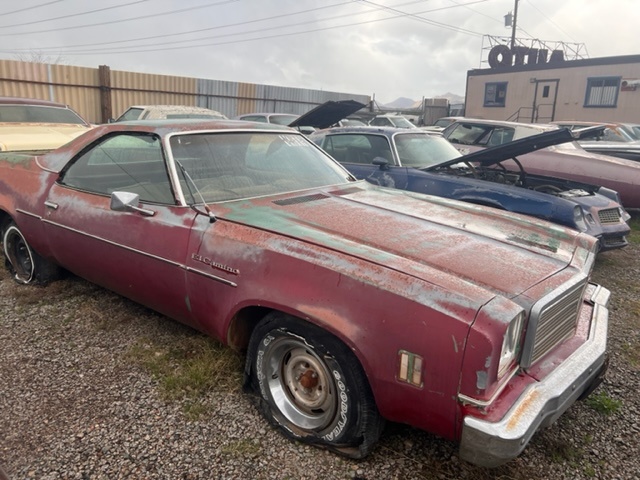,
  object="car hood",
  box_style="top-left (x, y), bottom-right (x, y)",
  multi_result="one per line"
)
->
top-left (0, 124), bottom-right (91, 152)
top-left (220, 183), bottom-right (589, 304)
top-left (434, 126), bottom-right (604, 169)
top-left (289, 100), bottom-right (366, 129)
top-left (580, 139), bottom-right (640, 150)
